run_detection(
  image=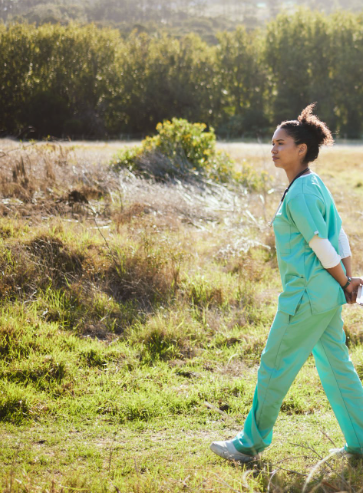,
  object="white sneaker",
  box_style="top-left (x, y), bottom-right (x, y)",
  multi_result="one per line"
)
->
top-left (329, 447), bottom-right (354, 458)
top-left (210, 440), bottom-right (259, 463)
